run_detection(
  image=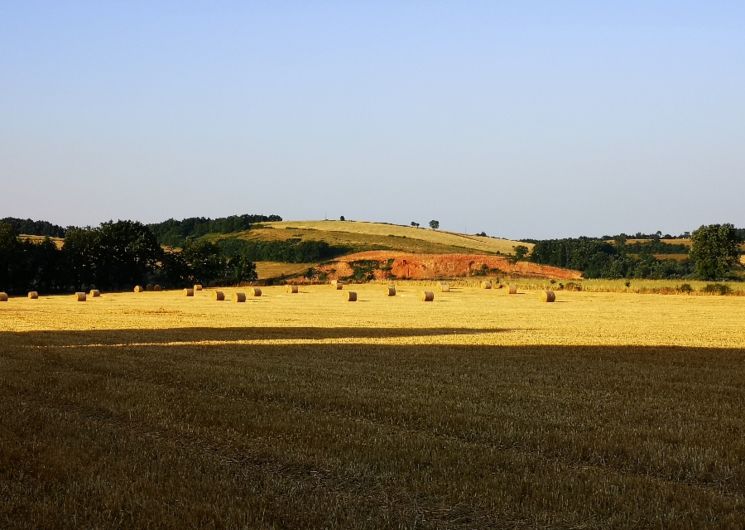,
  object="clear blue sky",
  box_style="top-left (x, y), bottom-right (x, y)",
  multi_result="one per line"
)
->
top-left (1, 1), bottom-right (743, 238)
